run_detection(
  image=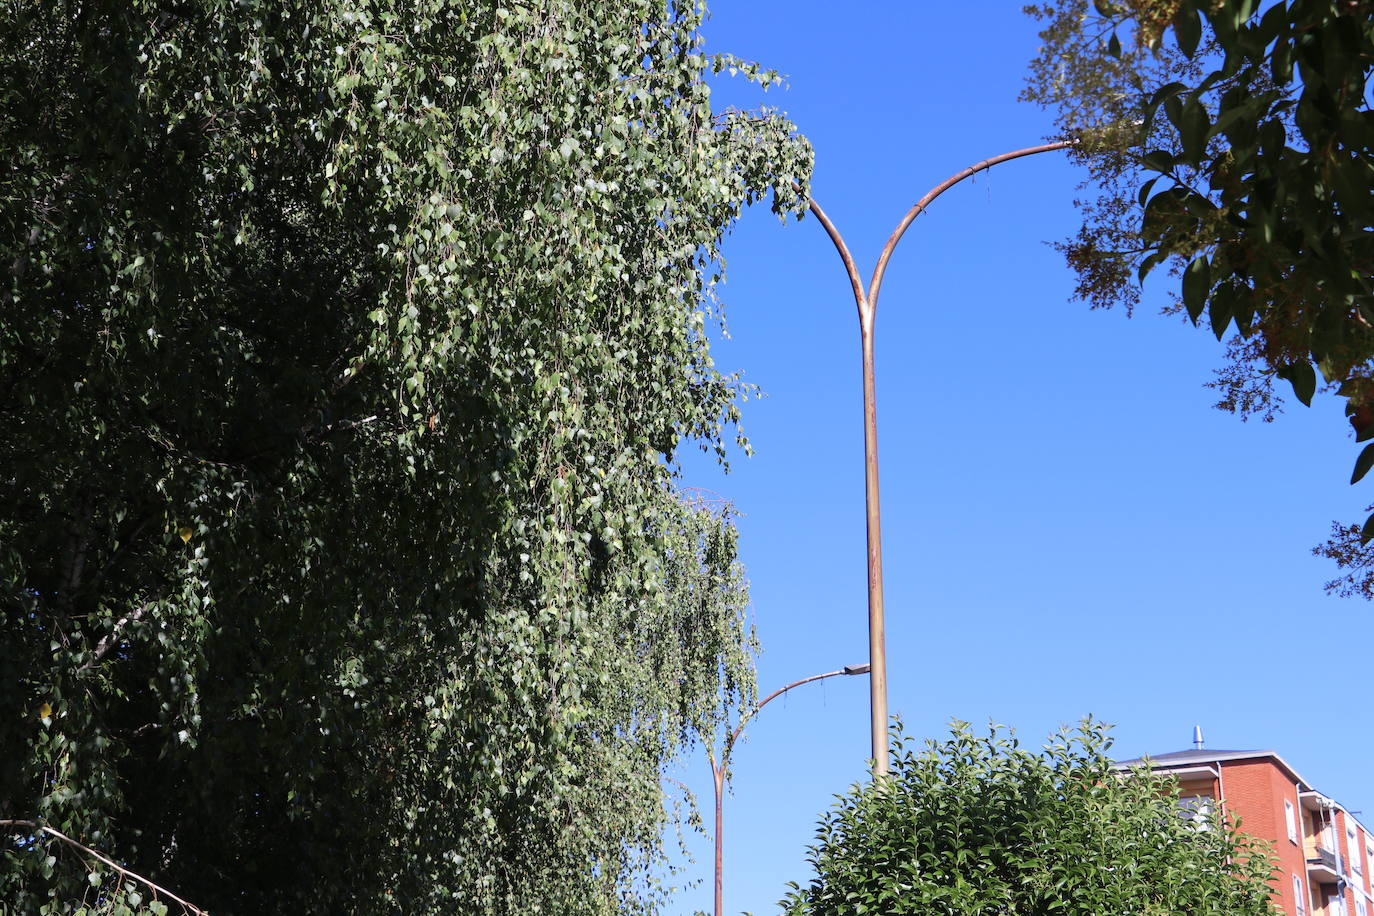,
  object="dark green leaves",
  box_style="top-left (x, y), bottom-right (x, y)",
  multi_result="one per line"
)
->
top-left (1024, 0), bottom-right (1374, 595)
